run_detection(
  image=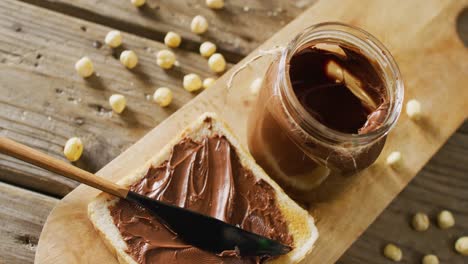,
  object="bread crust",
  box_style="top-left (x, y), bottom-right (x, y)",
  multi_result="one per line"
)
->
top-left (88, 112), bottom-right (318, 264)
